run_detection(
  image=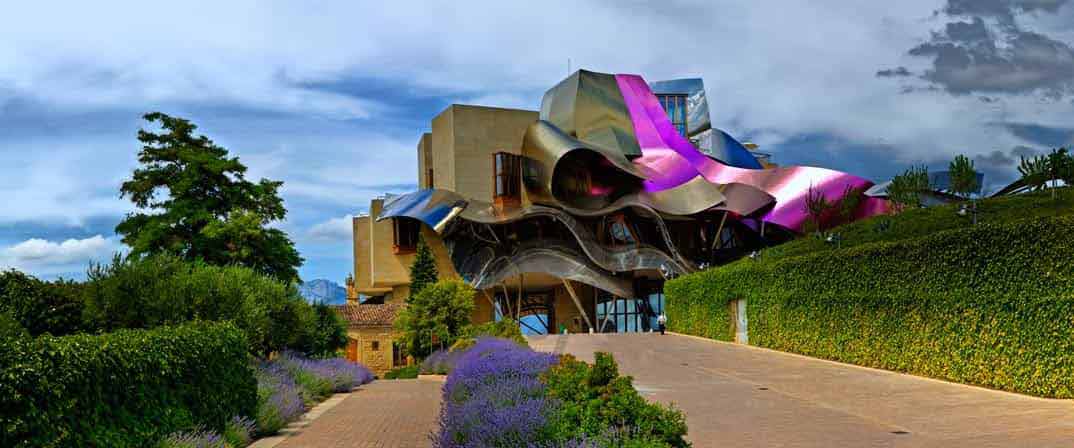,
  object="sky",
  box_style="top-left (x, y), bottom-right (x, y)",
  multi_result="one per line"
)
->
top-left (2, 0), bottom-right (1074, 282)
